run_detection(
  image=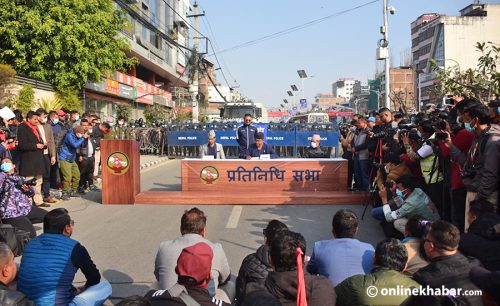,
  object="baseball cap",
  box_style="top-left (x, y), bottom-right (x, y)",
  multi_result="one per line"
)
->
top-left (56, 109), bottom-right (66, 116)
top-left (175, 242), bottom-right (213, 286)
top-left (368, 116), bottom-right (376, 123)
